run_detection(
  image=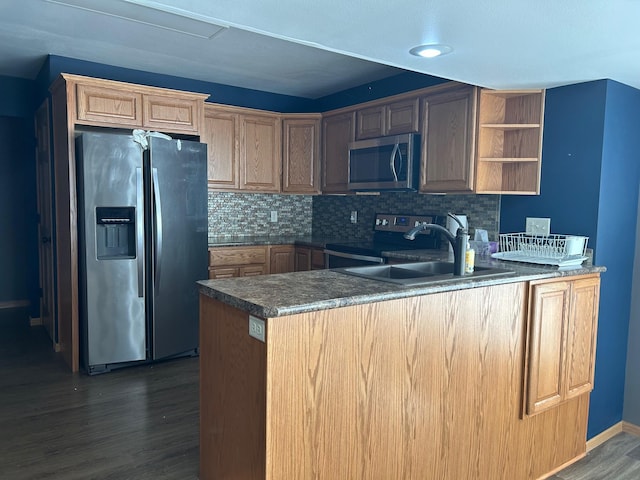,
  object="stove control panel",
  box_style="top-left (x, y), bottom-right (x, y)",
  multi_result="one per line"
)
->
top-left (373, 213), bottom-right (441, 234)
